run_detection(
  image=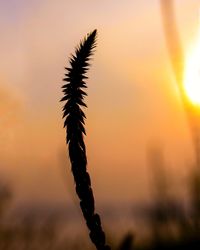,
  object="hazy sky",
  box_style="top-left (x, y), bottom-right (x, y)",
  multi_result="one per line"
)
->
top-left (0, 0), bottom-right (200, 206)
